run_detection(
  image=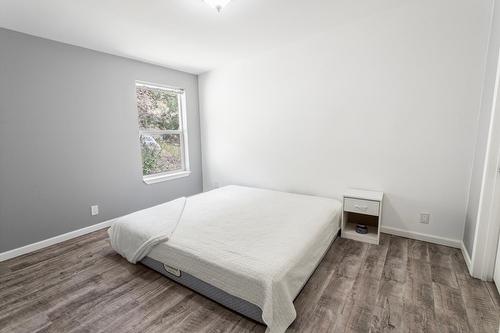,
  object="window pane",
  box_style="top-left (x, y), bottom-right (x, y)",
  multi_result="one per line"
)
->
top-left (136, 86), bottom-right (180, 131)
top-left (140, 134), bottom-right (182, 175)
